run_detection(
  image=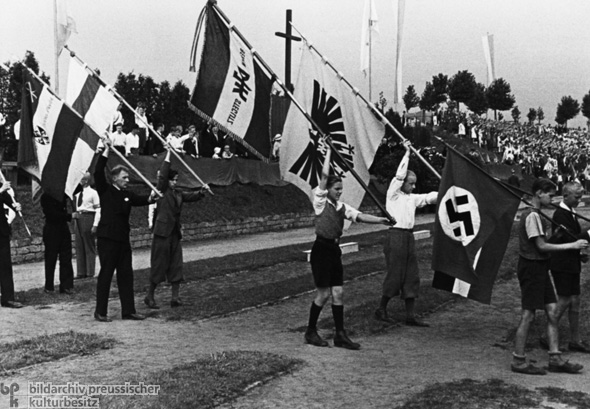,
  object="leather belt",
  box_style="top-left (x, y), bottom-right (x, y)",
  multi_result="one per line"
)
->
top-left (316, 236), bottom-right (340, 245)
